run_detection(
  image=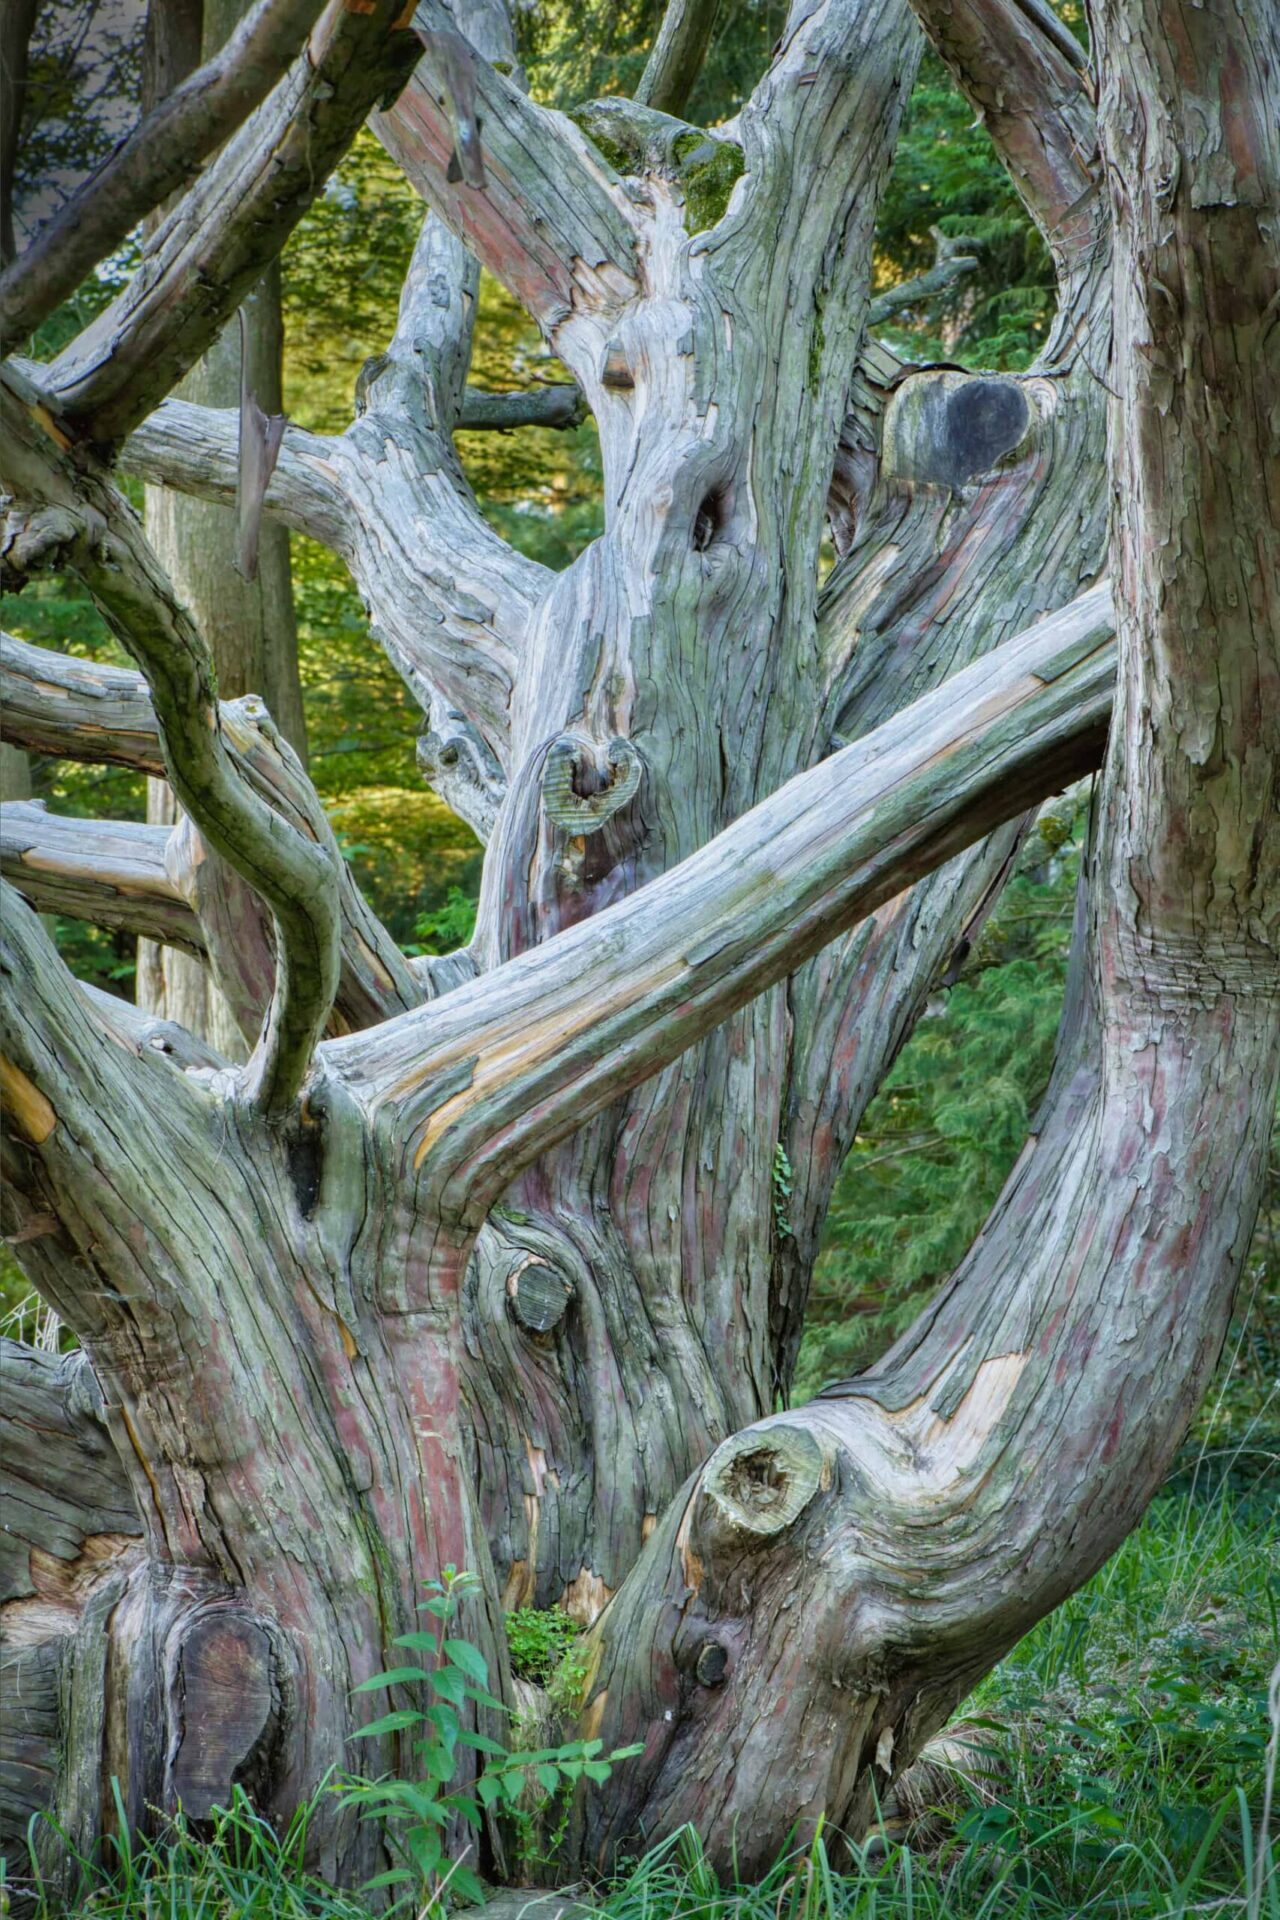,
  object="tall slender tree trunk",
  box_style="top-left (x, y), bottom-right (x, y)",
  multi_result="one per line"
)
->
top-left (138, 0), bottom-right (306, 1049)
